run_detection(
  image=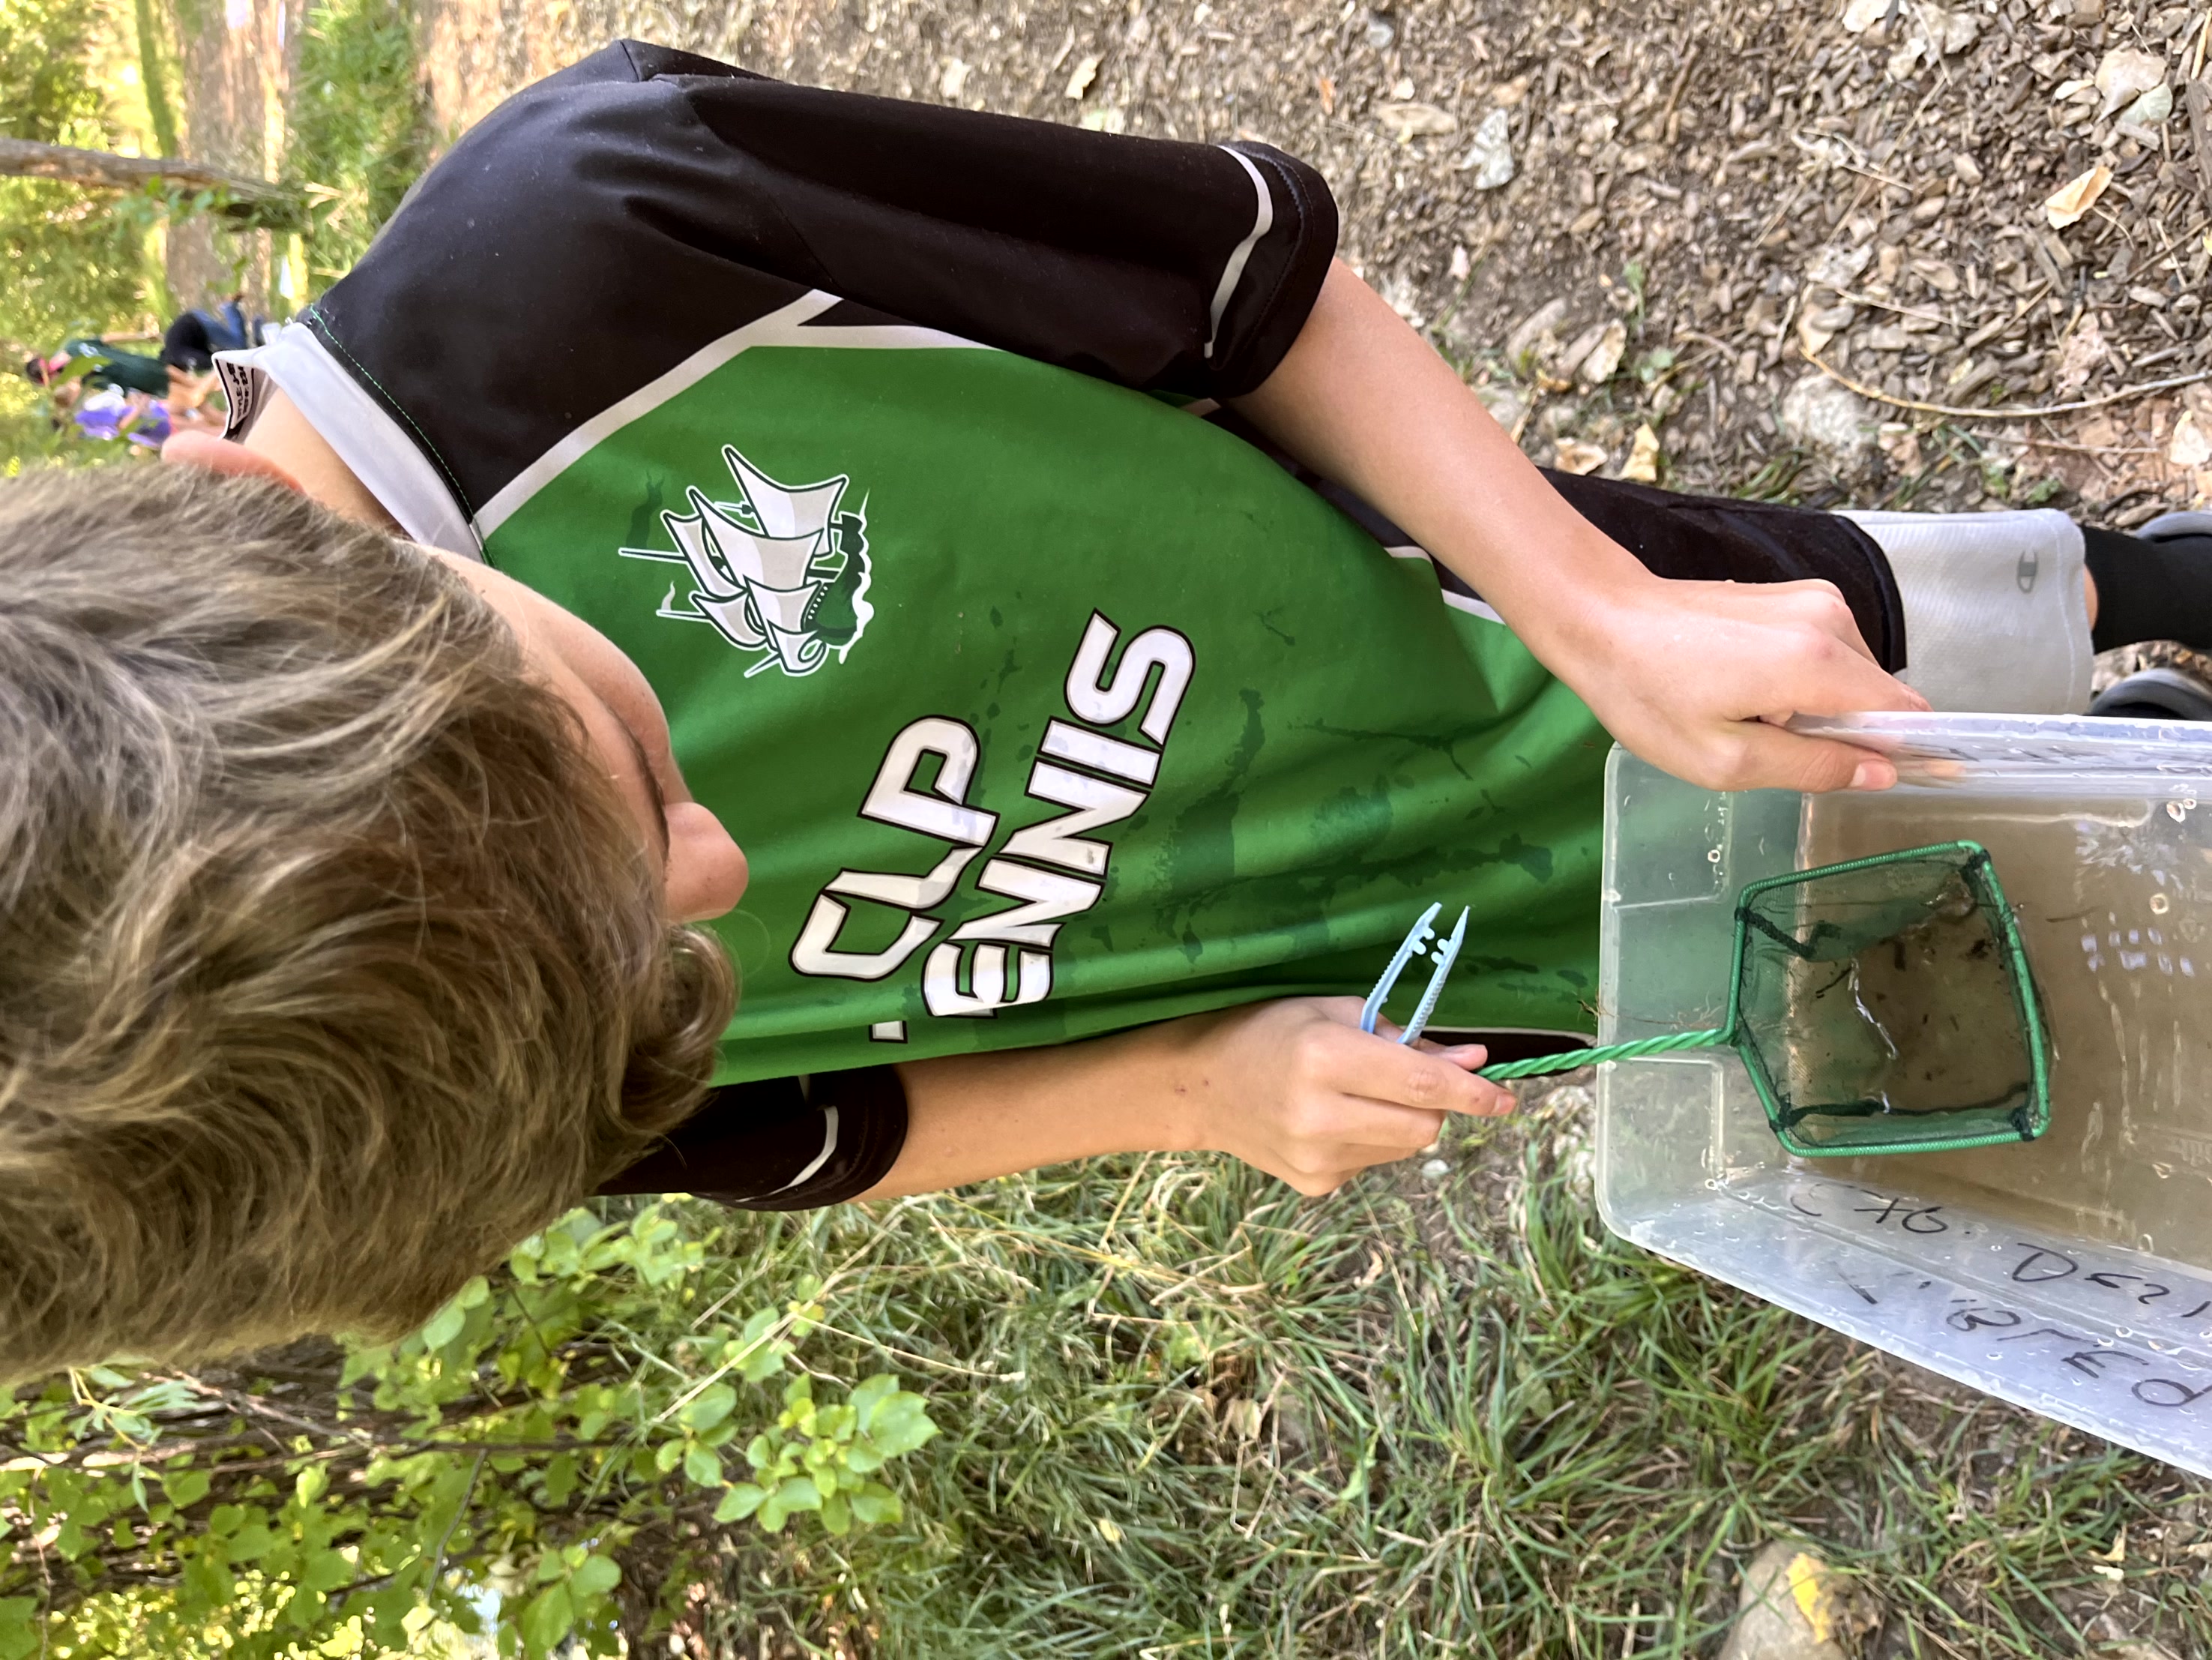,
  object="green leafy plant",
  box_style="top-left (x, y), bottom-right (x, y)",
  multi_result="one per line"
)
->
top-left (0, 1203), bottom-right (936, 1658)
